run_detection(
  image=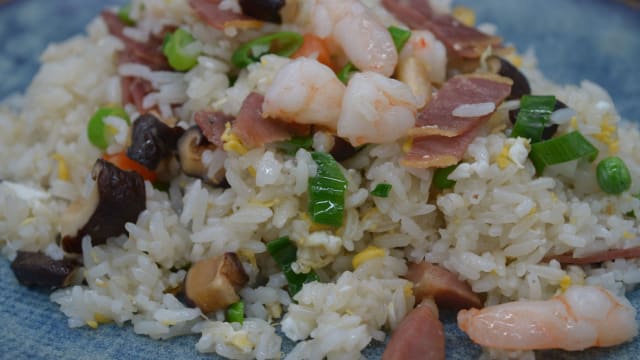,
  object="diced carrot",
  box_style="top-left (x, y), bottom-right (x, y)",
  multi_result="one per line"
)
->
top-left (291, 34), bottom-right (334, 70)
top-left (103, 152), bottom-right (157, 182)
